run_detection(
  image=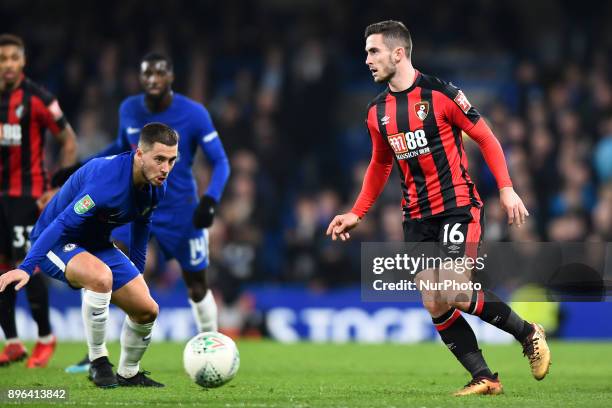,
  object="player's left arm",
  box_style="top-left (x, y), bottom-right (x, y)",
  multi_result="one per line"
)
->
top-left (193, 107), bottom-right (231, 228)
top-left (34, 96), bottom-right (78, 209)
top-left (444, 87), bottom-right (529, 226)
